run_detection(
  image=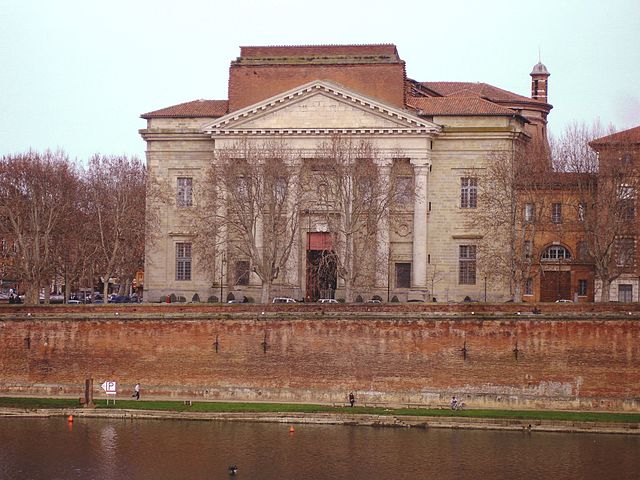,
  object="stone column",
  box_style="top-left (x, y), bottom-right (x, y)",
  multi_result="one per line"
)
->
top-left (216, 183), bottom-right (228, 299)
top-left (285, 161), bottom-right (301, 289)
top-left (410, 158), bottom-right (430, 289)
top-left (250, 212), bottom-right (263, 286)
top-left (376, 158), bottom-right (392, 287)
